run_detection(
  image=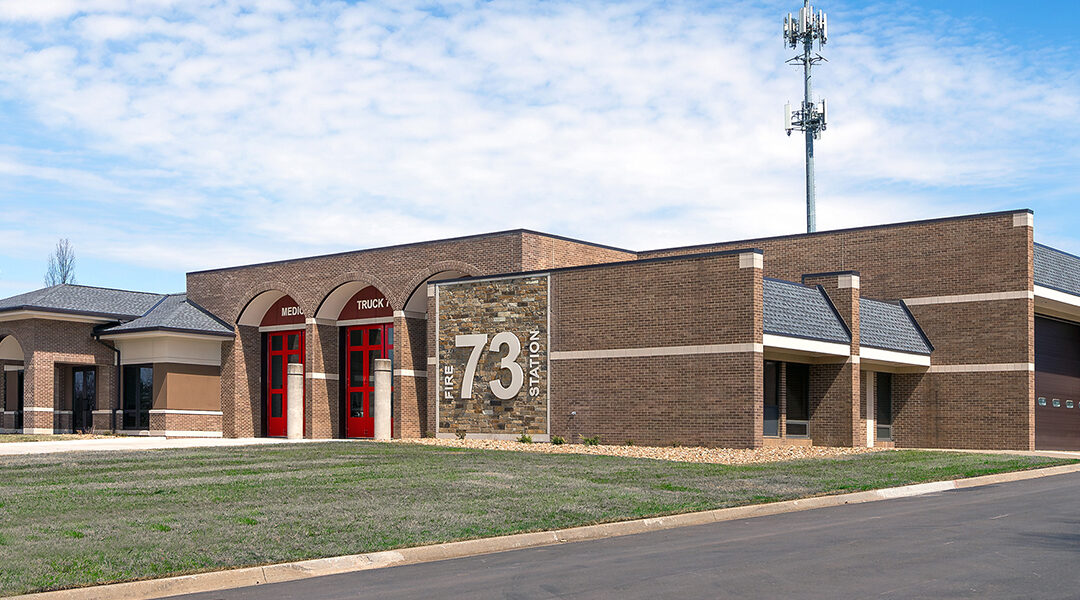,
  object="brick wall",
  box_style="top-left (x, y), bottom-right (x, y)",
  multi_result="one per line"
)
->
top-left (188, 229), bottom-right (624, 440)
top-left (397, 316), bottom-right (427, 437)
top-left (148, 411), bottom-right (222, 434)
top-left (642, 211), bottom-right (1034, 450)
top-left (520, 232), bottom-right (635, 271)
top-left (0, 367), bottom-right (8, 431)
top-left (221, 325), bottom-right (261, 437)
top-left (802, 273), bottom-right (863, 447)
top-left (639, 211), bottom-right (1030, 298)
top-left (809, 361), bottom-right (861, 447)
top-left (549, 251), bottom-right (763, 447)
top-left (0, 319), bottom-right (118, 433)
